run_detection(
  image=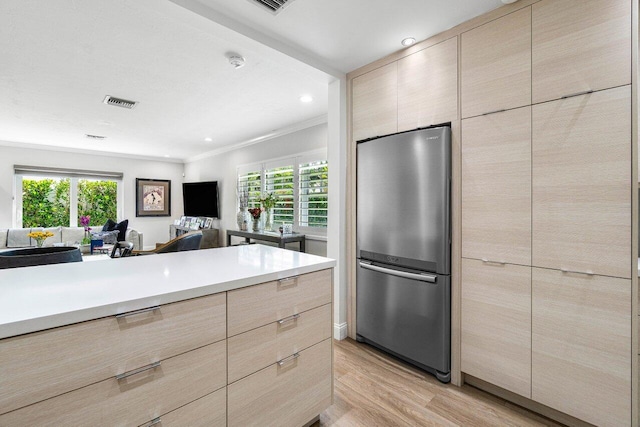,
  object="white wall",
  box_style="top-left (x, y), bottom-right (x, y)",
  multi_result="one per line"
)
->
top-left (0, 144), bottom-right (185, 248)
top-left (184, 123), bottom-right (328, 256)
